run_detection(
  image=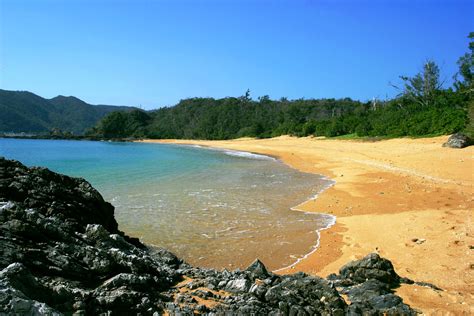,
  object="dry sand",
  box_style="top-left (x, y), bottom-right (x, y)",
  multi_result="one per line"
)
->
top-left (140, 136), bottom-right (473, 315)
